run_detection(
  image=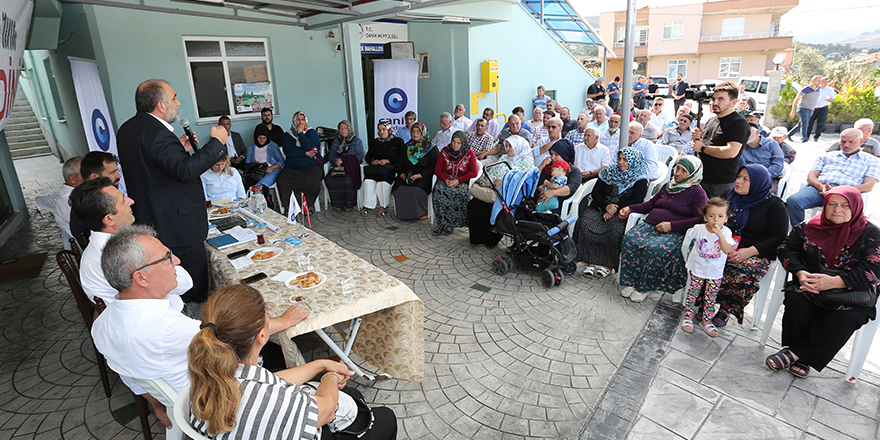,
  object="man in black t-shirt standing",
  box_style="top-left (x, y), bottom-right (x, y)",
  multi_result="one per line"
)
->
top-left (587, 77), bottom-right (606, 101)
top-left (672, 73), bottom-right (689, 114)
top-left (692, 82), bottom-right (750, 198)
